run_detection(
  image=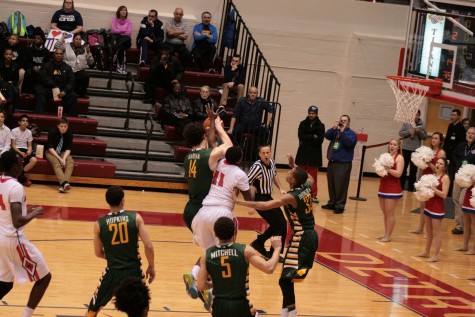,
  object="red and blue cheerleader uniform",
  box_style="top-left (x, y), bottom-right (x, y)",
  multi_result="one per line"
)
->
top-left (424, 175), bottom-right (445, 219)
top-left (378, 154), bottom-right (403, 199)
top-left (422, 149), bottom-right (440, 176)
top-left (462, 185), bottom-right (475, 214)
